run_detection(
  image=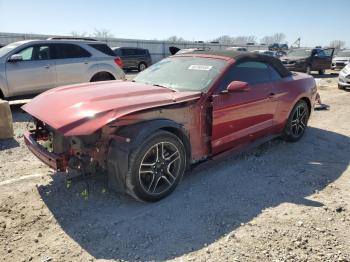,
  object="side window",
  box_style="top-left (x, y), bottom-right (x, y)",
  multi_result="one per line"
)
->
top-left (317, 50), bottom-right (326, 57)
top-left (36, 45), bottom-right (50, 60)
top-left (88, 44), bottom-right (115, 56)
top-left (218, 61), bottom-right (273, 92)
top-left (123, 48), bottom-right (136, 56)
top-left (113, 48), bottom-right (121, 56)
top-left (136, 49), bottom-right (146, 55)
top-left (17, 46), bottom-right (34, 61)
top-left (268, 65), bottom-right (282, 81)
top-left (54, 44), bottom-right (91, 59)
